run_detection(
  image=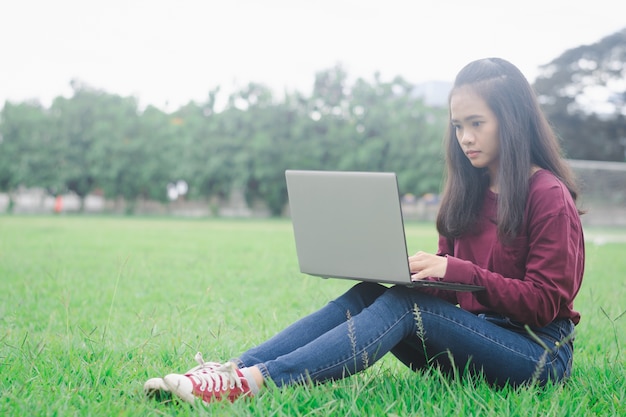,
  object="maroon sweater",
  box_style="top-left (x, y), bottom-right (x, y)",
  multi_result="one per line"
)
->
top-left (424, 169), bottom-right (585, 328)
